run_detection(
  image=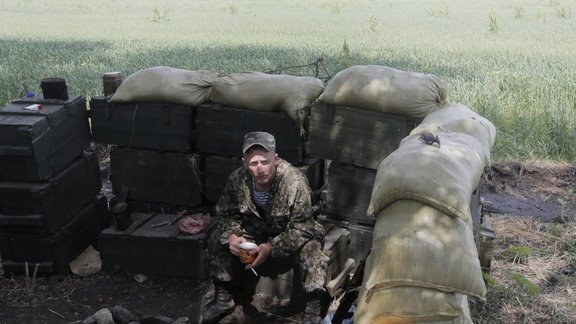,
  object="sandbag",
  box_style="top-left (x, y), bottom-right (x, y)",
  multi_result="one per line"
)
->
top-left (355, 286), bottom-right (464, 324)
top-left (317, 65), bottom-right (447, 118)
top-left (209, 72), bottom-right (325, 123)
top-left (363, 200), bottom-right (486, 299)
top-left (408, 295), bottom-right (473, 324)
top-left (410, 103), bottom-right (496, 165)
top-left (367, 131), bottom-right (485, 221)
top-left (110, 66), bottom-right (217, 106)
top-left (367, 103), bottom-right (495, 220)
